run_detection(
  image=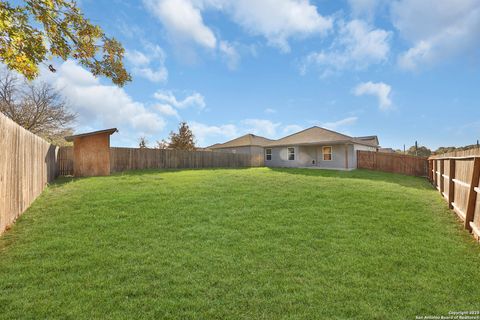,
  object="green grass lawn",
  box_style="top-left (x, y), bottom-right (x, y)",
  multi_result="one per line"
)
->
top-left (1, 168), bottom-right (480, 319)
